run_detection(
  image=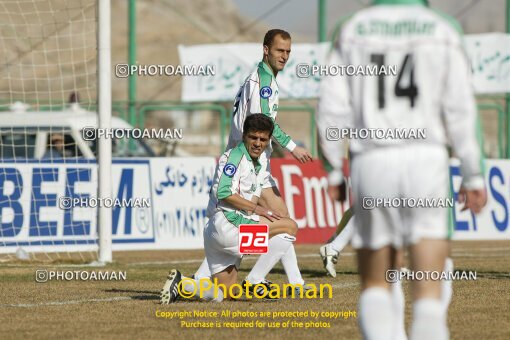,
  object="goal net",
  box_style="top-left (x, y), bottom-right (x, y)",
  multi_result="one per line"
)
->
top-left (0, 0), bottom-right (100, 263)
